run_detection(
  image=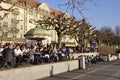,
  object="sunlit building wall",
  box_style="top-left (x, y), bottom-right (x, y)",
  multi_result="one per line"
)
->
top-left (0, 0), bottom-right (77, 47)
